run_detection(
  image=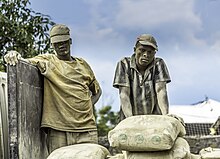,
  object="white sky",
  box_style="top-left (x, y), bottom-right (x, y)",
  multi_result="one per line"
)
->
top-left (30, 0), bottom-right (220, 111)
